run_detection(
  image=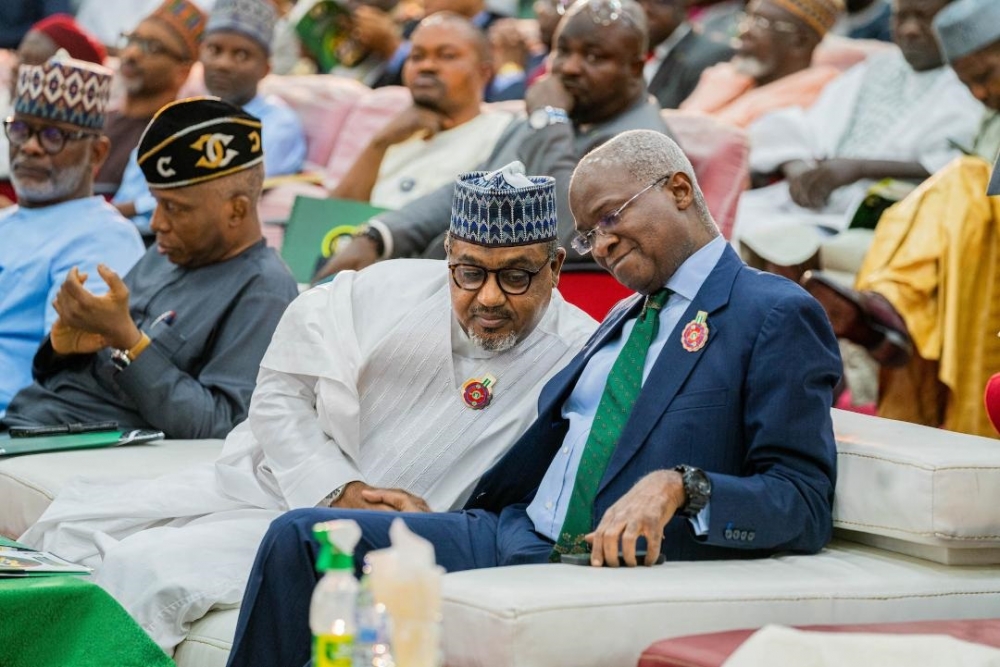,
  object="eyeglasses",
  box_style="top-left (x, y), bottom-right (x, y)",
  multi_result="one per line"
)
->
top-left (3, 118), bottom-right (97, 155)
top-left (448, 260), bottom-right (549, 296)
top-left (119, 32), bottom-right (188, 60)
top-left (737, 13), bottom-right (801, 35)
top-left (571, 174), bottom-right (669, 255)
